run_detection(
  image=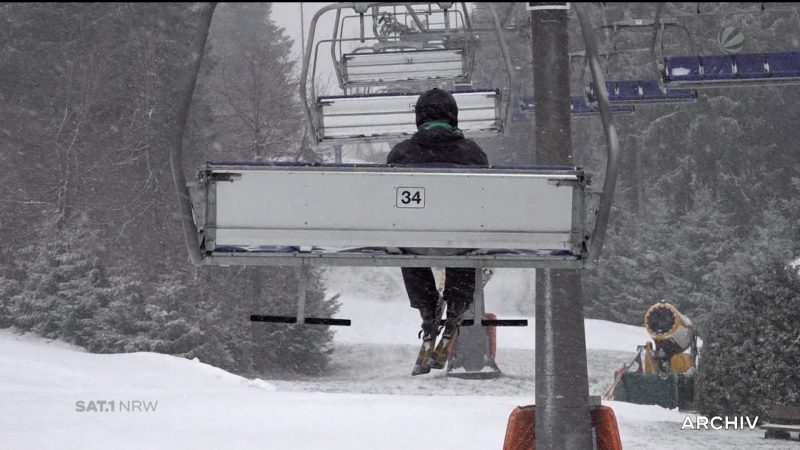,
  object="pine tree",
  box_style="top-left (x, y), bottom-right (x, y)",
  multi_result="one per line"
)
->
top-left (9, 217), bottom-right (110, 345)
top-left (585, 199), bottom-right (673, 323)
top-left (697, 186), bottom-right (800, 417)
top-left (0, 3), bottom-right (342, 377)
top-left (660, 185), bottom-right (738, 322)
top-left (696, 255), bottom-right (800, 418)
top-left (209, 266), bottom-right (341, 376)
top-left (203, 3), bottom-right (304, 161)
top-left (0, 250), bottom-right (21, 329)
top-left (90, 269), bottom-right (157, 353)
